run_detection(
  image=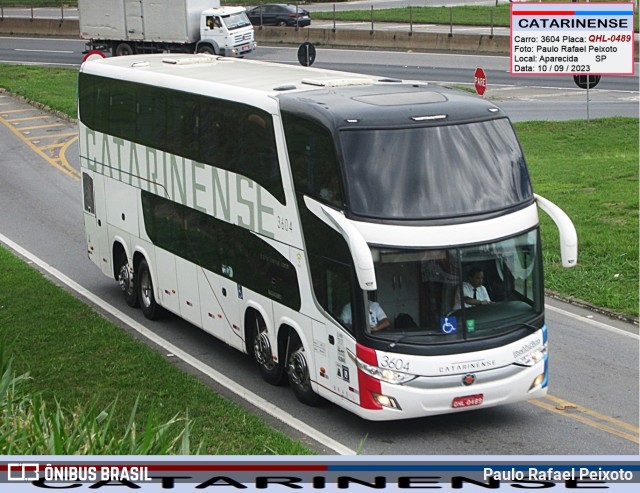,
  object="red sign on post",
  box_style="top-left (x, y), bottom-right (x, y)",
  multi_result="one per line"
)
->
top-left (474, 67), bottom-right (487, 96)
